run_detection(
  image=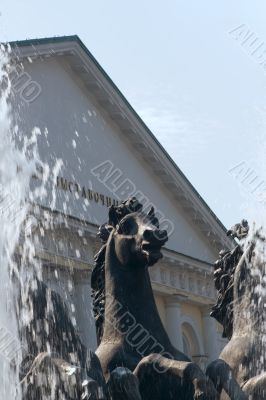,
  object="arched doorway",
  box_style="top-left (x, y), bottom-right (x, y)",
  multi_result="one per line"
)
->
top-left (181, 321), bottom-right (207, 370)
top-left (182, 330), bottom-right (192, 358)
